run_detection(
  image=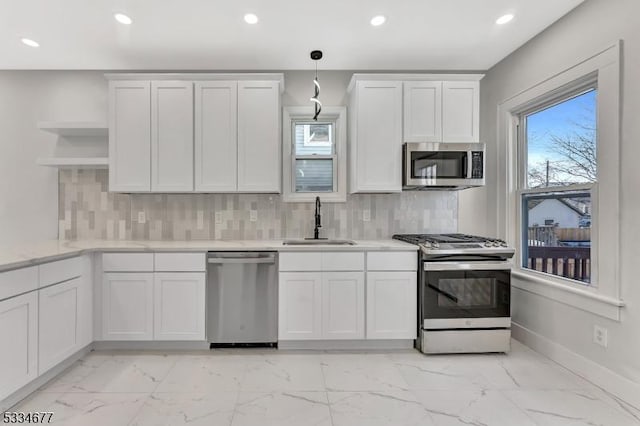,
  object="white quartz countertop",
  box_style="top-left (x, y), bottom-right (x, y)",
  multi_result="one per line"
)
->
top-left (0, 239), bottom-right (418, 272)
